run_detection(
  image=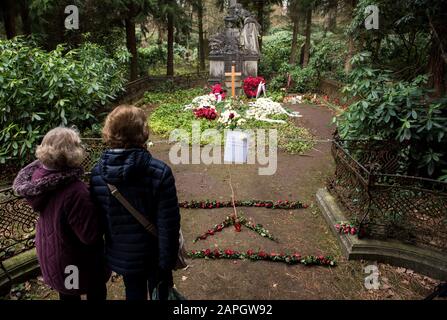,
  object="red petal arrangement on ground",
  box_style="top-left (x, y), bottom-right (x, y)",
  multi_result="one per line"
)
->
top-left (192, 214), bottom-right (277, 243)
top-left (188, 249), bottom-right (336, 267)
top-left (179, 199), bottom-right (308, 210)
